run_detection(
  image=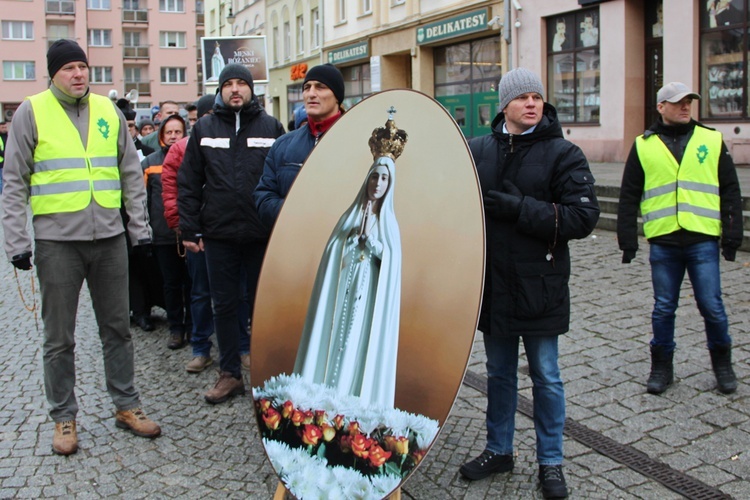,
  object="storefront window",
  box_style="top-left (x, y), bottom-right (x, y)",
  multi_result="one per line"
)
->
top-left (287, 83), bottom-right (303, 127)
top-left (434, 37), bottom-right (502, 138)
top-left (341, 64), bottom-right (371, 110)
top-left (700, 0), bottom-right (746, 120)
top-left (546, 8), bottom-right (600, 124)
